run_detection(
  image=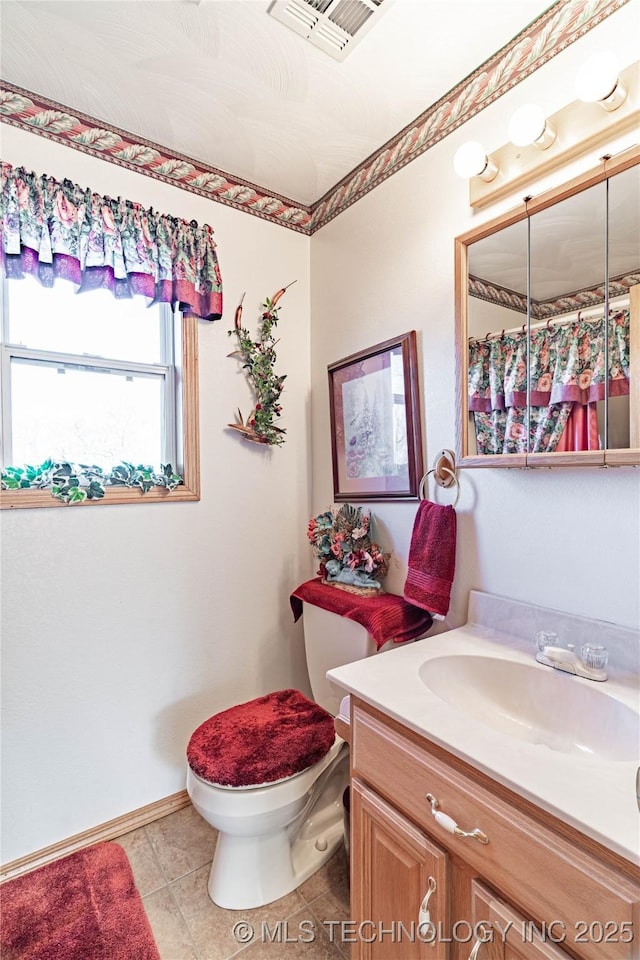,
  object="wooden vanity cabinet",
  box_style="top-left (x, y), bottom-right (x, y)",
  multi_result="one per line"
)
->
top-left (348, 698), bottom-right (640, 960)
